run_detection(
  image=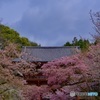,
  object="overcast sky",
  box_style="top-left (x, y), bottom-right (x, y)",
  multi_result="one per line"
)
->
top-left (0, 0), bottom-right (100, 46)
